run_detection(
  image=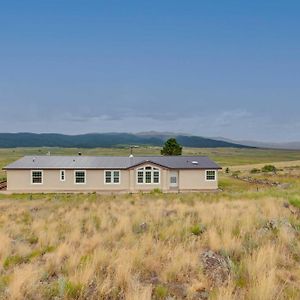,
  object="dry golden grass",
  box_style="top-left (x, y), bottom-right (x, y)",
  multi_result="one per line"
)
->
top-left (0, 190), bottom-right (299, 300)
